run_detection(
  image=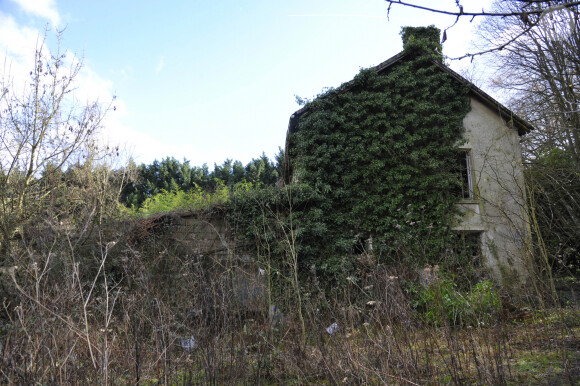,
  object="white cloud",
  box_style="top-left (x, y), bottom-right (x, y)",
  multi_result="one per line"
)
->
top-left (0, 12), bottom-right (39, 79)
top-left (9, 0), bottom-right (61, 27)
top-left (155, 57), bottom-right (165, 74)
top-left (73, 60), bottom-right (115, 103)
top-left (0, 8), bottom-right (136, 165)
